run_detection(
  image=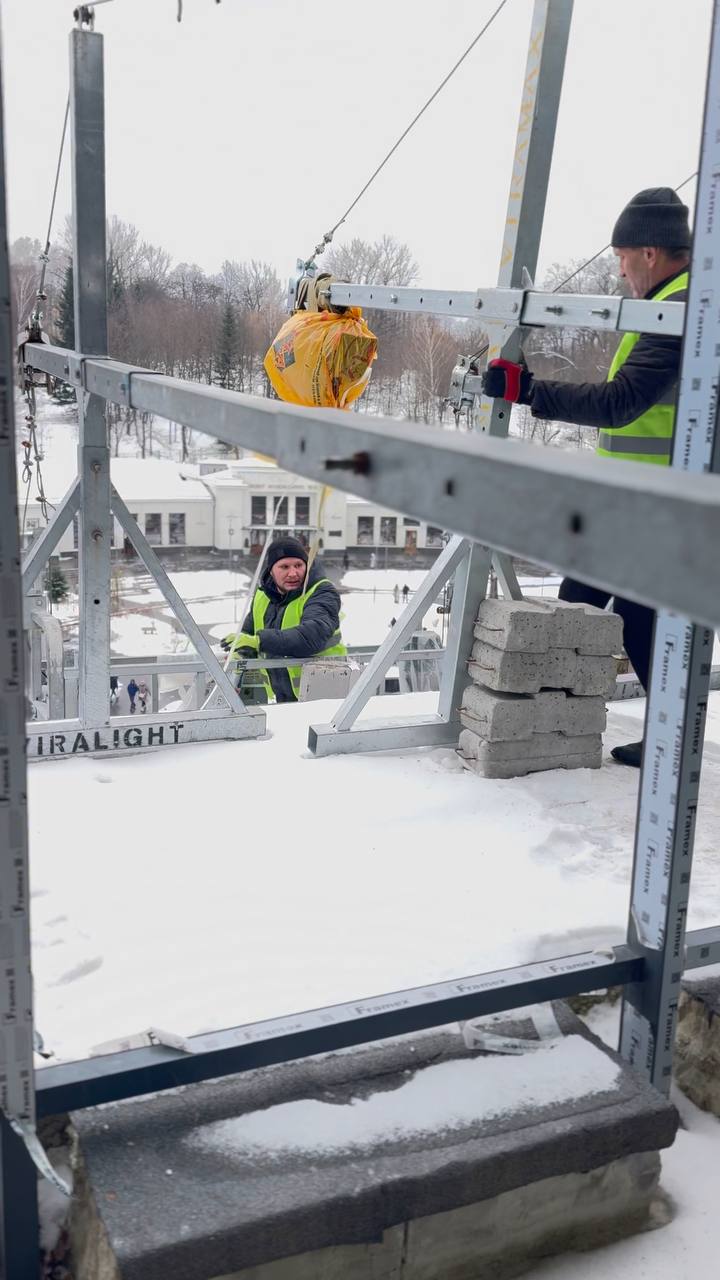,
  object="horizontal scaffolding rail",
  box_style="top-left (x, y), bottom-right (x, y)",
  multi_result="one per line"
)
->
top-left (323, 283), bottom-right (685, 335)
top-left (24, 341), bottom-right (720, 631)
top-left (36, 944), bottom-right (644, 1114)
